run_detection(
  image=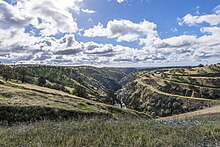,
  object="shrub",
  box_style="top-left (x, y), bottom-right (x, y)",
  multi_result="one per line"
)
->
top-left (0, 66), bottom-right (14, 81)
top-left (75, 85), bottom-right (88, 98)
top-left (37, 77), bottom-right (46, 86)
